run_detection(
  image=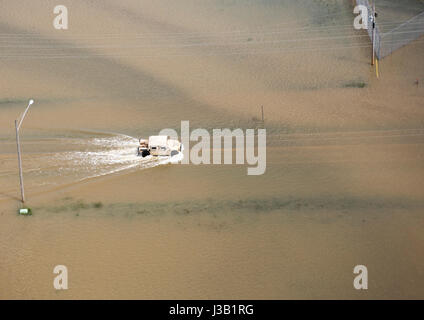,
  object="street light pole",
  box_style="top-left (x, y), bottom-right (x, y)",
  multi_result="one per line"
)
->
top-left (15, 99), bottom-right (34, 204)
